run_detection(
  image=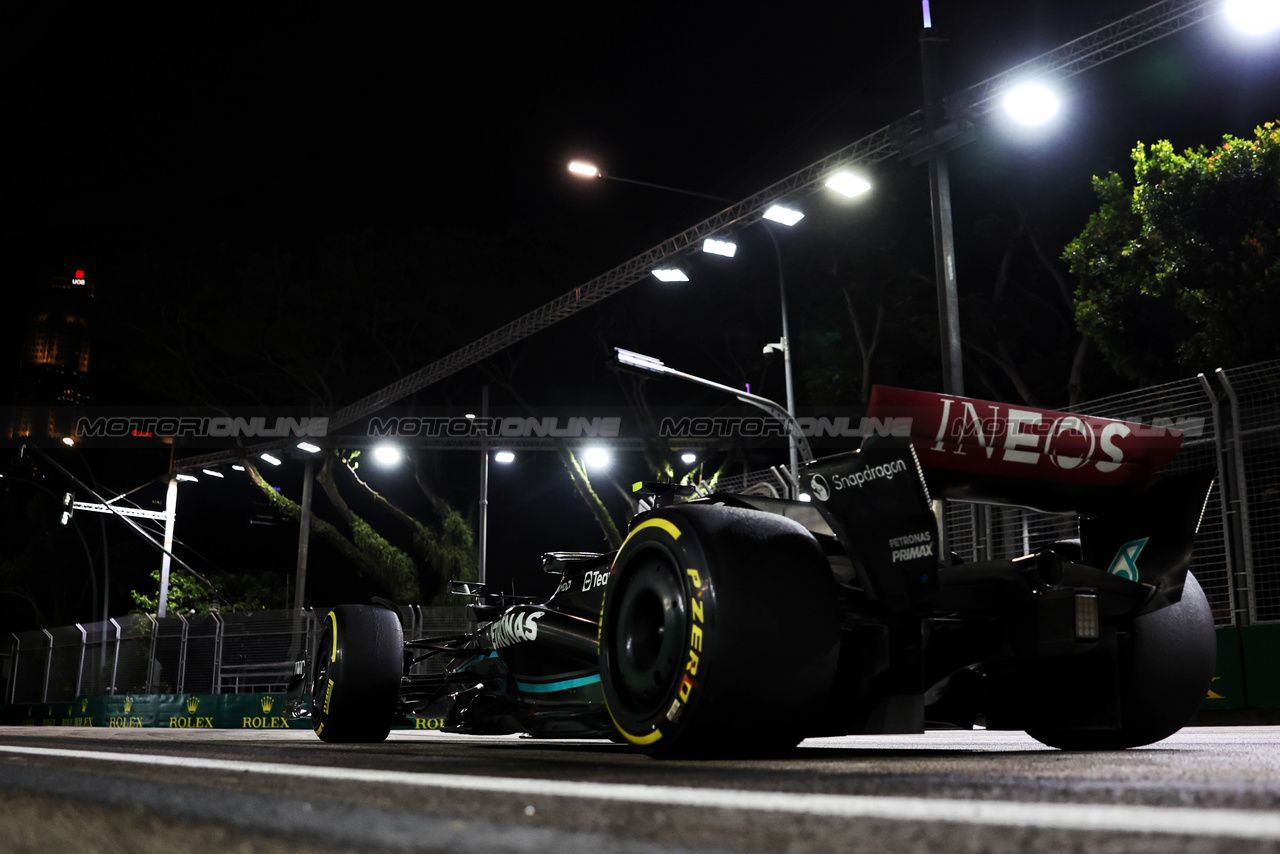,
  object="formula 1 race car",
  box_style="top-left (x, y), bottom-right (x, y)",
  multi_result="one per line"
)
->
top-left (292, 386), bottom-right (1217, 756)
